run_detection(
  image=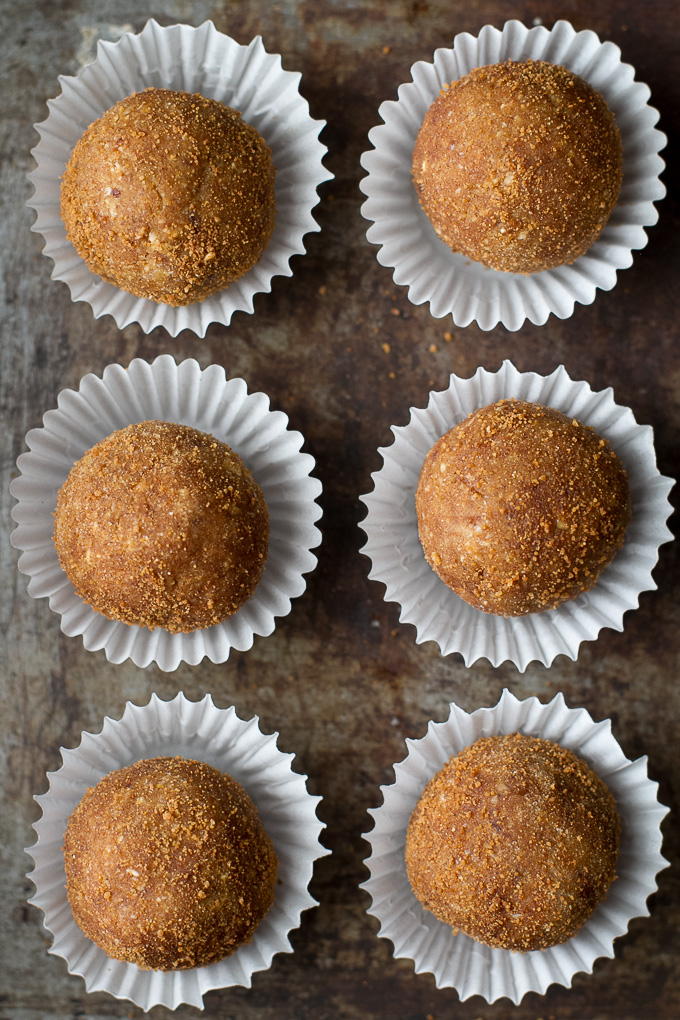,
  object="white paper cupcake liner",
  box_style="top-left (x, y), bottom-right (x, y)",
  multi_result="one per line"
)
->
top-left (26, 691), bottom-right (328, 1011)
top-left (359, 19), bottom-right (666, 331)
top-left (27, 19), bottom-right (333, 336)
top-left (10, 354), bottom-right (322, 671)
top-left (359, 360), bottom-right (674, 671)
top-left (362, 687), bottom-right (668, 1004)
